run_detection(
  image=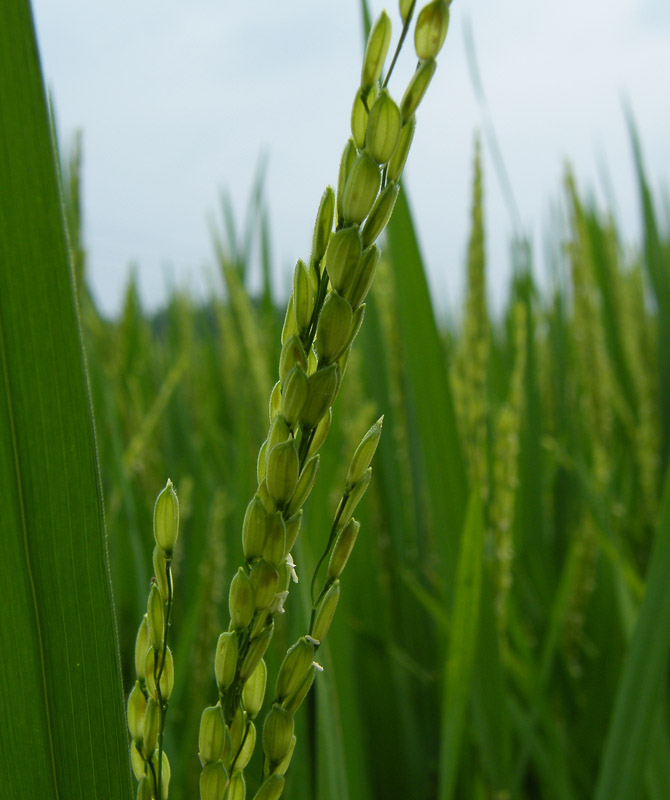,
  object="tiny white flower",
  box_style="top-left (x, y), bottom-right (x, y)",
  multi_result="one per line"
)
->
top-left (285, 553), bottom-right (299, 583)
top-left (271, 591), bottom-right (290, 615)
